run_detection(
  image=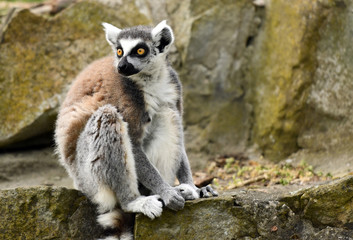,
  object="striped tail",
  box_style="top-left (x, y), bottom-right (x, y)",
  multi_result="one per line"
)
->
top-left (97, 209), bottom-right (134, 240)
